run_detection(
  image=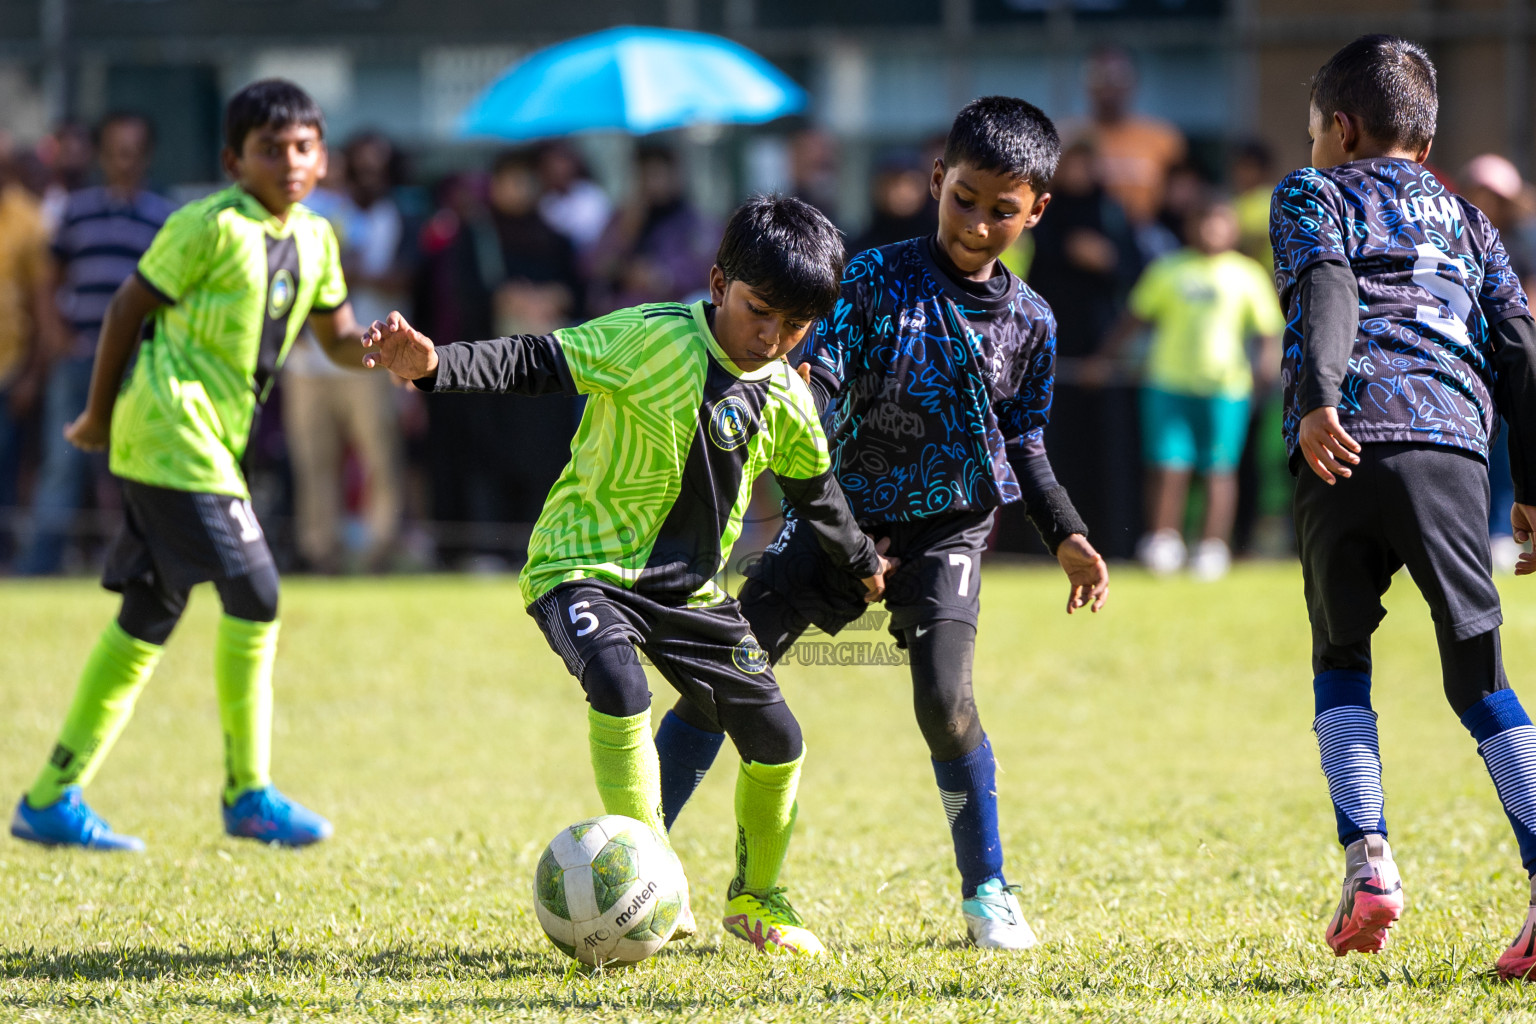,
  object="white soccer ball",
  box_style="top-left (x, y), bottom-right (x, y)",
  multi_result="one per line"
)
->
top-left (533, 814), bottom-right (688, 967)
